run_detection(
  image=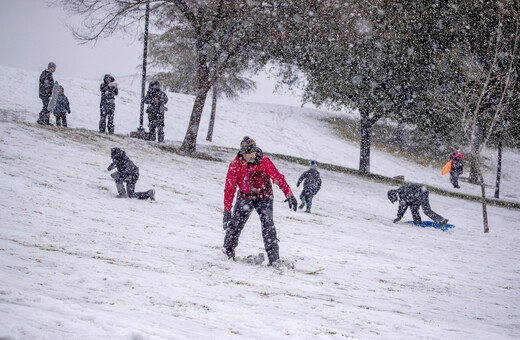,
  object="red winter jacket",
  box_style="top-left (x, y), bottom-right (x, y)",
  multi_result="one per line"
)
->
top-left (224, 149), bottom-right (293, 211)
